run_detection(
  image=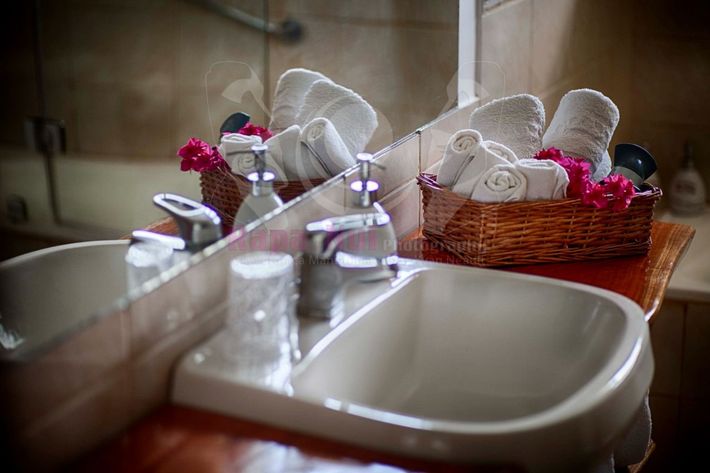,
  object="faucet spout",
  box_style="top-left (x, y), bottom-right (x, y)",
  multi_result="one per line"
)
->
top-left (297, 205), bottom-right (398, 320)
